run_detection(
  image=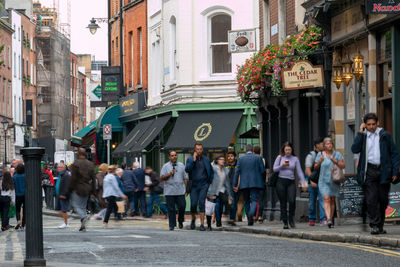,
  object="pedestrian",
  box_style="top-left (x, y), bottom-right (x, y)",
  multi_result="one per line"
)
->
top-left (207, 155), bottom-right (231, 230)
top-left (160, 151), bottom-right (188, 231)
top-left (13, 163), bottom-right (26, 230)
top-left (103, 165), bottom-right (127, 228)
top-left (305, 137), bottom-right (326, 226)
top-left (185, 142), bottom-right (214, 231)
top-left (253, 146), bottom-right (270, 223)
top-left (96, 163), bottom-right (108, 209)
top-left (145, 167), bottom-right (168, 218)
top-left (115, 168), bottom-right (125, 219)
top-left (233, 144), bottom-right (266, 226)
top-left (351, 113), bottom-right (399, 235)
top-left (132, 162), bottom-right (148, 217)
top-left (68, 147), bottom-right (97, 232)
top-left (273, 142), bottom-right (307, 229)
top-left (55, 163), bottom-right (71, 229)
top-left (226, 151), bottom-right (240, 225)
top-left (314, 138), bottom-right (345, 228)
top-left (0, 171), bottom-right (15, 231)
top-left (120, 163), bottom-right (137, 217)
top-left (41, 164), bottom-right (55, 210)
